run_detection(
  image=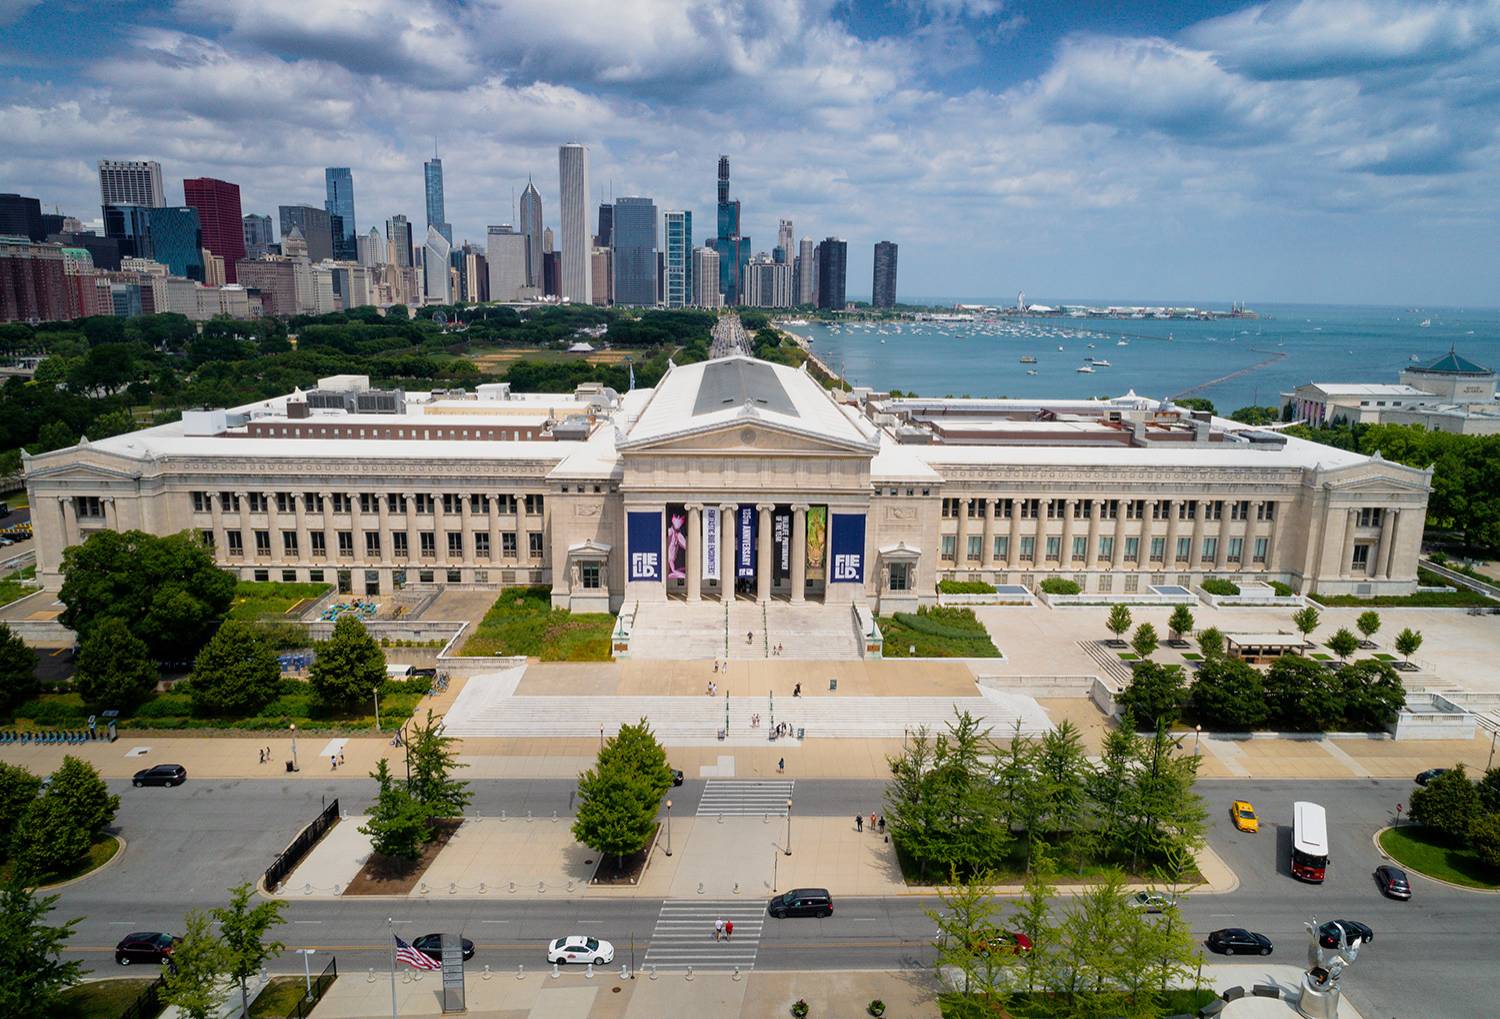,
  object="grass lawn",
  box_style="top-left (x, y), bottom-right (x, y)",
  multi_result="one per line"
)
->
top-left (3, 834), bottom-right (120, 886)
top-left (57, 978), bottom-right (161, 1019)
top-left (1117, 651), bottom-right (1139, 661)
top-left (2, 489), bottom-right (30, 510)
top-left (0, 563), bottom-right (37, 608)
top-left (1379, 825), bottom-right (1500, 890)
top-left (878, 607), bottom-right (1000, 658)
top-left (1182, 652), bottom-right (1203, 661)
top-left (228, 581), bottom-right (331, 621)
top-left (1314, 582), bottom-right (1495, 608)
top-left (894, 841), bottom-right (1202, 887)
top-left (939, 988), bottom-right (1217, 1016)
top-left (459, 586), bottom-right (613, 660)
top-left (249, 974), bottom-right (328, 1017)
